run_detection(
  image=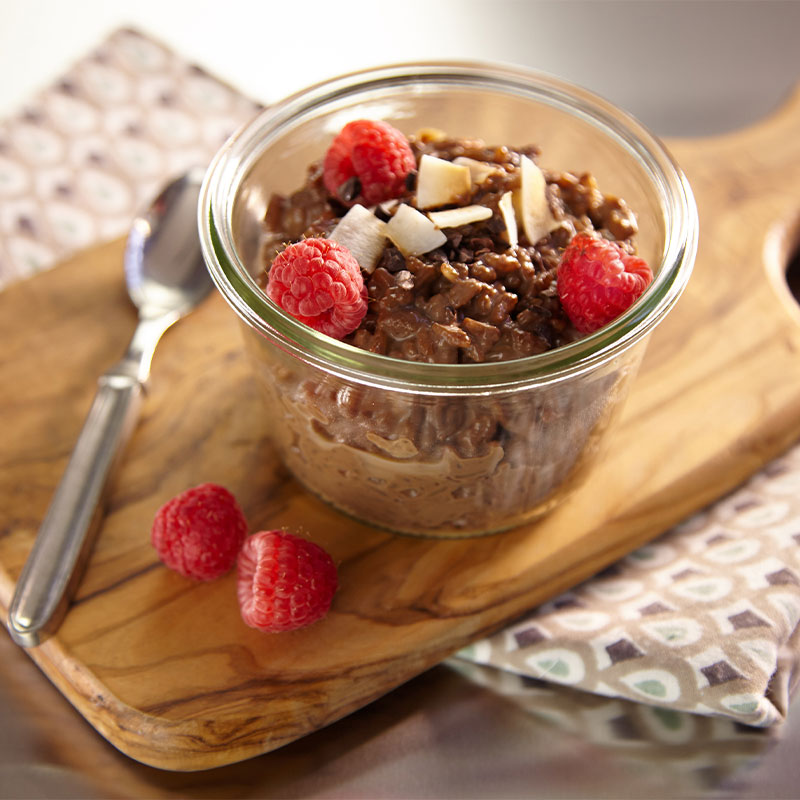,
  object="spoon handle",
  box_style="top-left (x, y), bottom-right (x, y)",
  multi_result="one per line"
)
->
top-left (7, 365), bottom-right (143, 647)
